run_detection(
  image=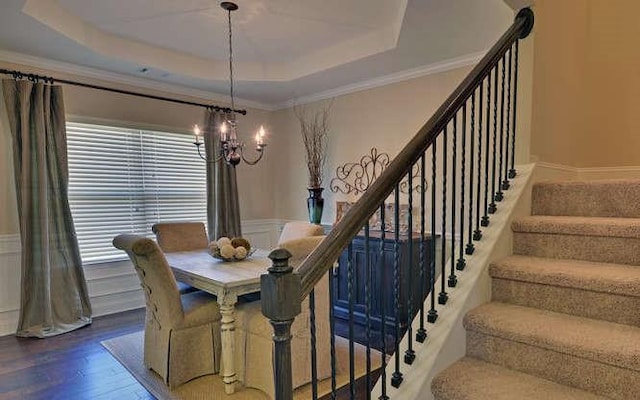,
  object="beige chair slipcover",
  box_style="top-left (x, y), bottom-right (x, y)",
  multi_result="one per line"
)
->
top-left (278, 221), bottom-right (324, 245)
top-left (152, 221), bottom-right (209, 295)
top-left (113, 234), bottom-right (222, 388)
top-left (152, 222), bottom-right (210, 252)
top-left (234, 235), bottom-right (331, 398)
